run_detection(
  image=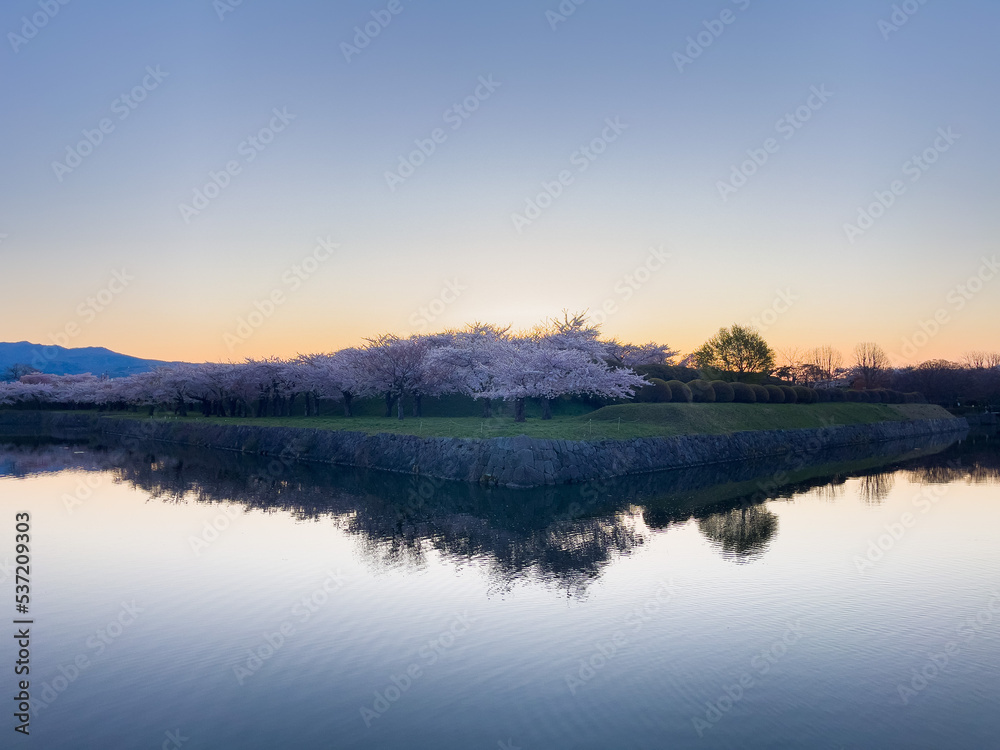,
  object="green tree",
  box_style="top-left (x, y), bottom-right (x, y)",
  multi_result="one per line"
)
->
top-left (693, 324), bottom-right (775, 381)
